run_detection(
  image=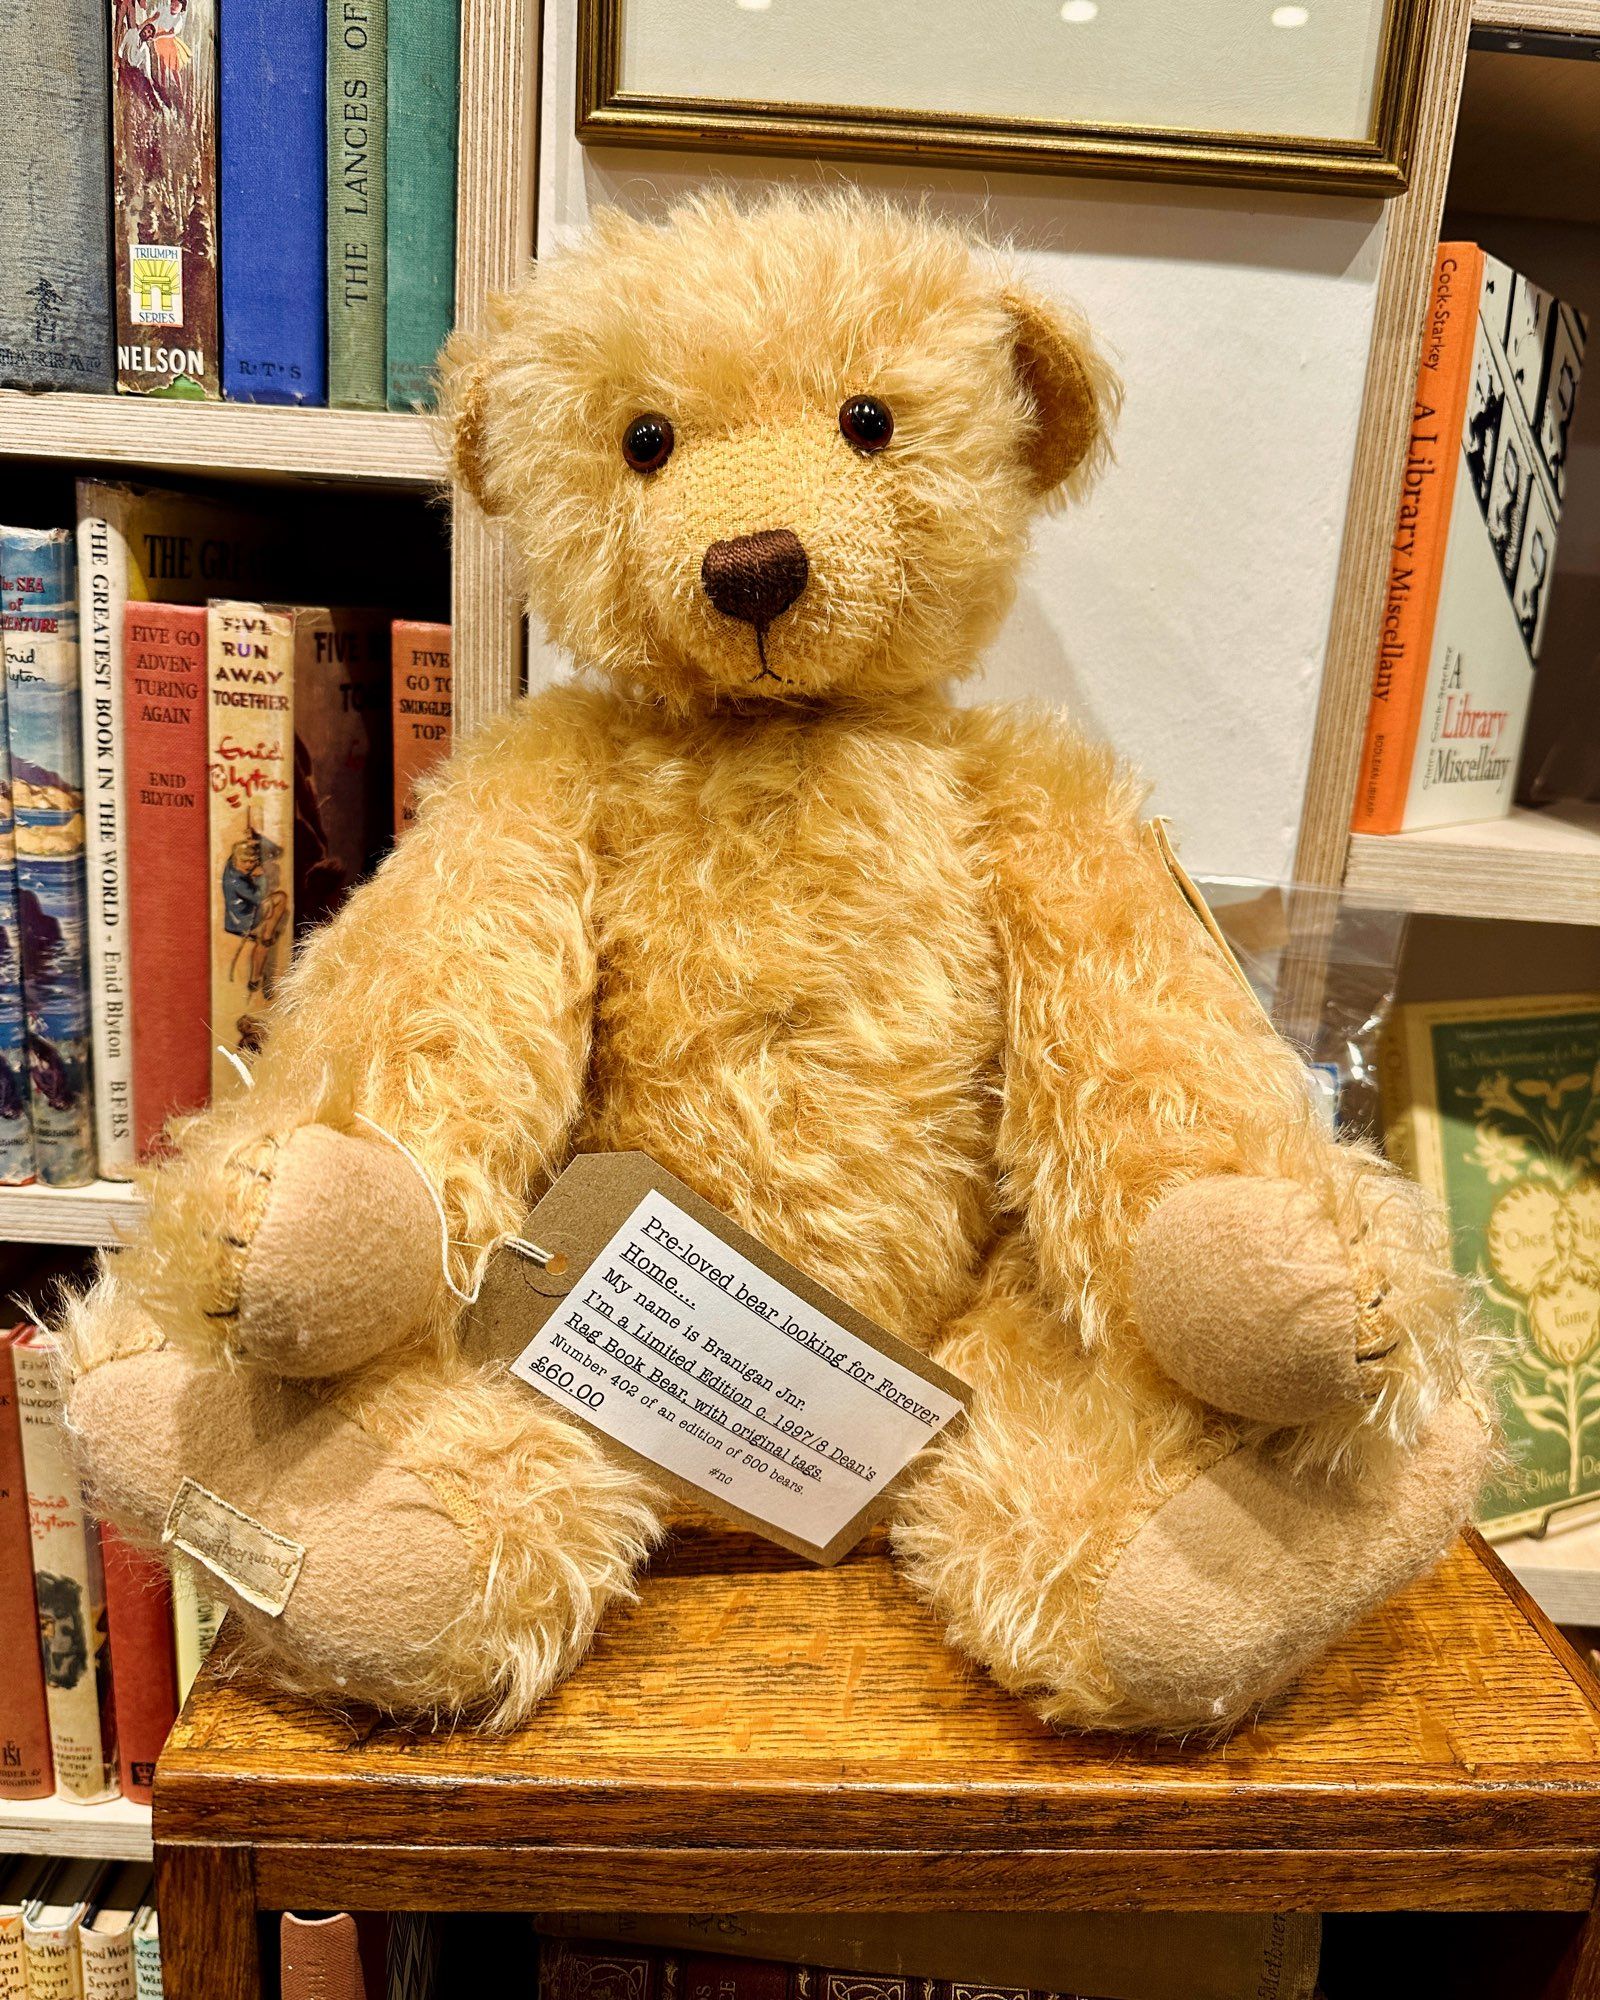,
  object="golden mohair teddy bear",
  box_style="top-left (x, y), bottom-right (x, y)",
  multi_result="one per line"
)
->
top-left (63, 190), bottom-right (1490, 1733)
